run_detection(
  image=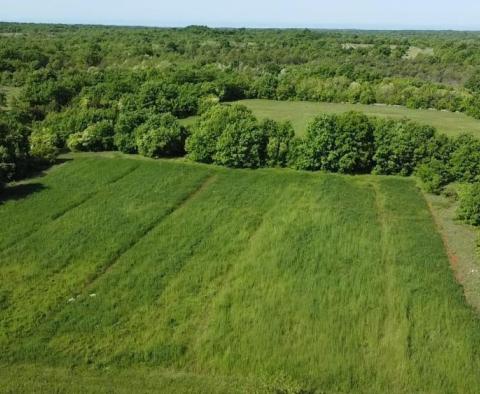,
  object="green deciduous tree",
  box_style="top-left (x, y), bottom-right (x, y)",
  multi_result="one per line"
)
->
top-left (416, 158), bottom-right (451, 194)
top-left (67, 120), bottom-right (114, 152)
top-left (0, 113), bottom-right (30, 187)
top-left (457, 183), bottom-right (480, 226)
top-left (0, 91), bottom-right (6, 107)
top-left (373, 120), bottom-right (438, 176)
top-left (294, 112), bottom-right (375, 173)
top-left (114, 110), bottom-right (149, 153)
top-left (84, 43), bottom-right (103, 67)
top-left (449, 134), bottom-right (480, 183)
top-left (186, 104), bottom-right (267, 168)
top-left (29, 127), bottom-right (60, 163)
top-left (263, 119), bottom-right (294, 167)
top-left (135, 113), bottom-right (186, 158)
